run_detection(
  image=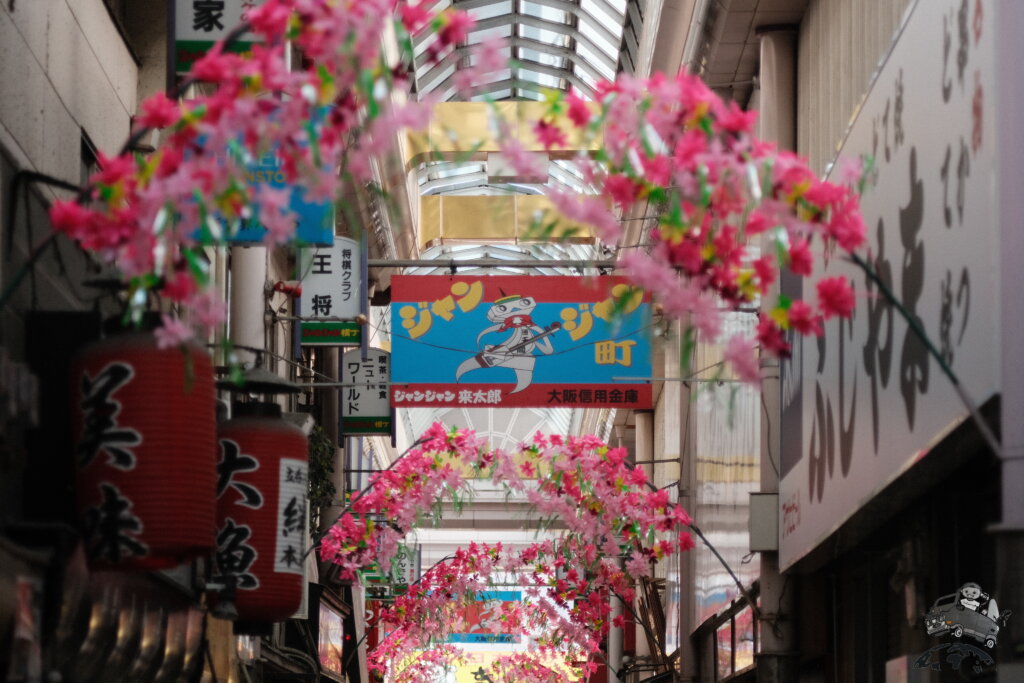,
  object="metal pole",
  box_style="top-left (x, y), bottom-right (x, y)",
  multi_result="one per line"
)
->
top-left (366, 258), bottom-right (618, 269)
